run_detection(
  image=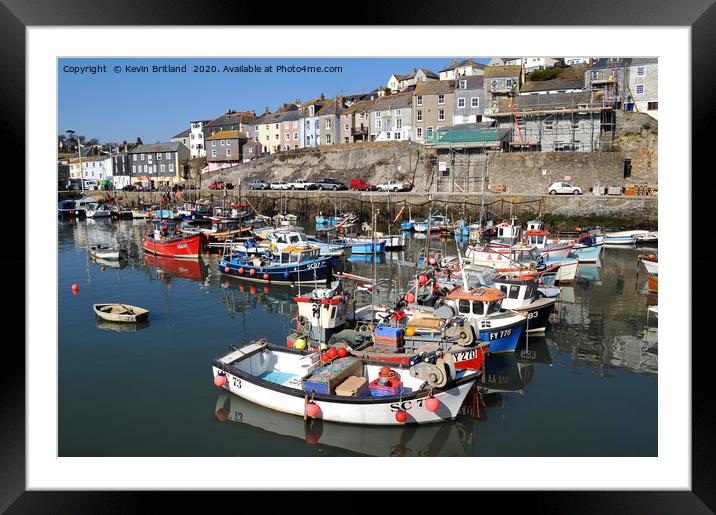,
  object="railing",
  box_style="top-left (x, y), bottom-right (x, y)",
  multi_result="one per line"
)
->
top-left (351, 126), bottom-right (368, 135)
